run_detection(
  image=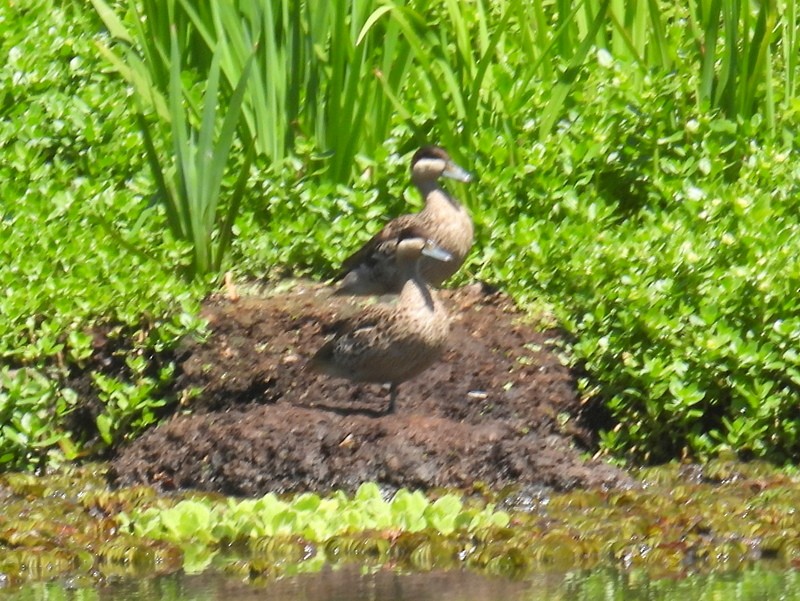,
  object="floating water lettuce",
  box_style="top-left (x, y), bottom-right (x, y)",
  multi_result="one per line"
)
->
top-left (118, 483), bottom-right (510, 547)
